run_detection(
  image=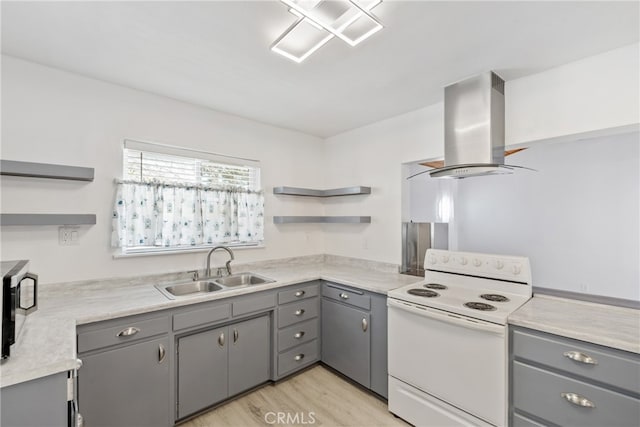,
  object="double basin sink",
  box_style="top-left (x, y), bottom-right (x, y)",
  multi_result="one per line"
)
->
top-left (156, 273), bottom-right (275, 300)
